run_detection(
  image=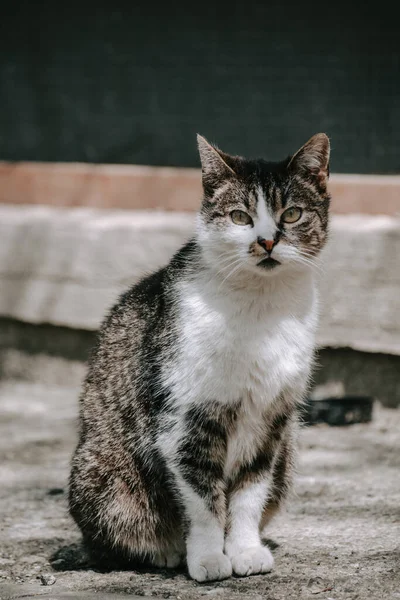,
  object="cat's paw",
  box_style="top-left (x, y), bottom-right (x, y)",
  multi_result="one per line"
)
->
top-left (230, 546), bottom-right (274, 577)
top-left (153, 550), bottom-right (183, 569)
top-left (188, 552), bottom-right (232, 582)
